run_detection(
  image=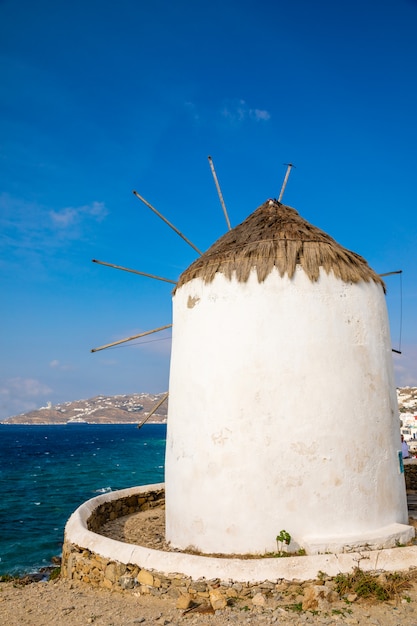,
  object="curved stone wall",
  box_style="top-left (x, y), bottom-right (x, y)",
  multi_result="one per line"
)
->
top-left (62, 483), bottom-right (417, 598)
